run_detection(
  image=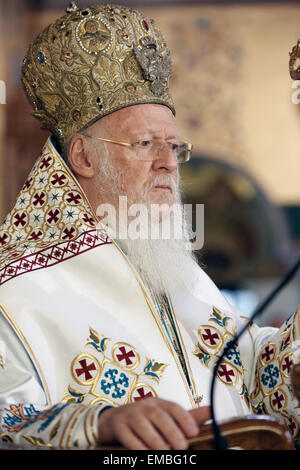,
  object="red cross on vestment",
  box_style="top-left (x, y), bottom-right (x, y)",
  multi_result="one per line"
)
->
top-left (75, 359), bottom-right (96, 380)
top-left (133, 387), bottom-right (153, 401)
top-left (218, 364), bottom-right (235, 383)
top-left (14, 213), bottom-right (27, 227)
top-left (116, 346), bottom-right (135, 366)
top-left (29, 230), bottom-right (43, 241)
top-left (82, 213), bottom-right (95, 226)
top-left (0, 233), bottom-right (8, 246)
top-left (51, 173), bottom-right (66, 186)
top-left (202, 328), bottom-right (219, 346)
top-left (33, 192), bottom-right (46, 207)
top-left (272, 391), bottom-right (285, 410)
top-left (288, 418), bottom-right (297, 435)
top-left (47, 209), bottom-right (60, 224)
top-left (66, 192), bottom-right (81, 205)
top-left (261, 345), bottom-right (274, 362)
top-left (23, 178), bottom-right (33, 190)
top-left (40, 156), bottom-right (52, 170)
top-left (62, 227), bottom-right (76, 240)
top-left (282, 356), bottom-right (293, 374)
